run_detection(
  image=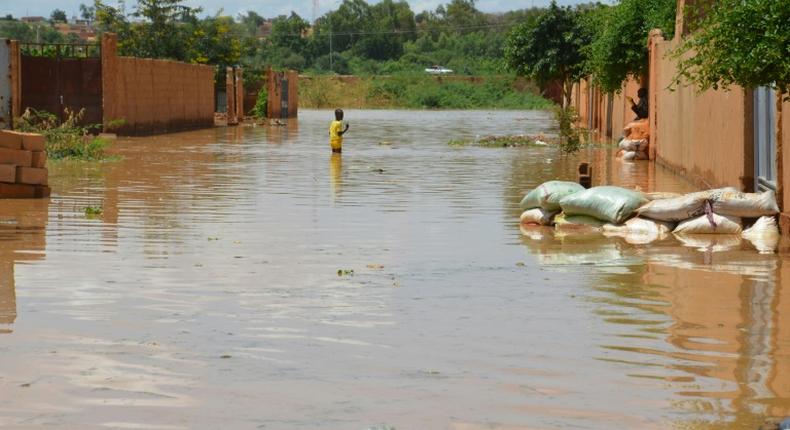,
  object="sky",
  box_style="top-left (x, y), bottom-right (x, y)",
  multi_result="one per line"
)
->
top-left (1, 0), bottom-right (594, 21)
